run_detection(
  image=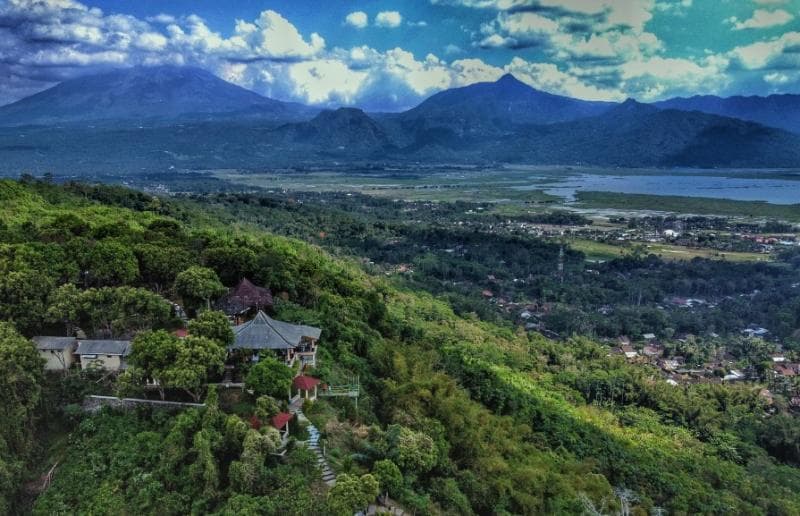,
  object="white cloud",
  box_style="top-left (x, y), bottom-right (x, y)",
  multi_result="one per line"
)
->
top-left (230, 10), bottom-right (325, 60)
top-left (287, 59), bottom-right (369, 104)
top-left (146, 13), bottom-right (176, 24)
top-left (375, 11), bottom-right (403, 28)
top-left (731, 9), bottom-right (794, 30)
top-left (729, 31), bottom-right (800, 69)
top-left (344, 11), bottom-right (368, 29)
top-left (505, 57), bottom-right (624, 100)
